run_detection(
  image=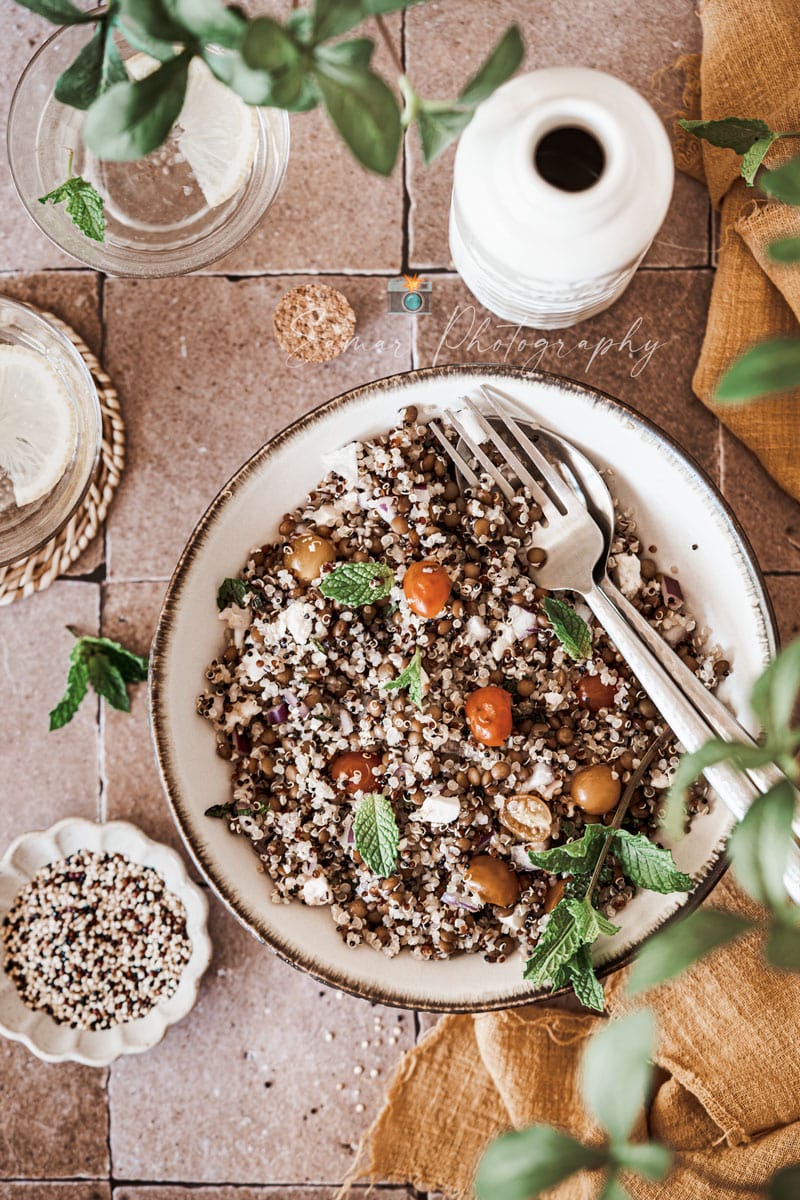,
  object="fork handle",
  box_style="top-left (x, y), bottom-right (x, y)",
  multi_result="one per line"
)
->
top-left (584, 583), bottom-right (800, 905)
